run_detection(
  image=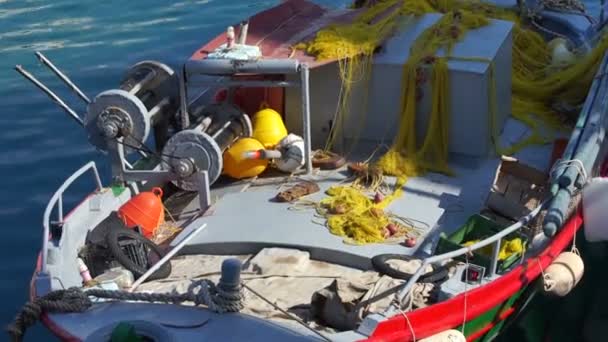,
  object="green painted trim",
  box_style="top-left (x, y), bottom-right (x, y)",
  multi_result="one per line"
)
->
top-left (453, 286), bottom-right (528, 341)
top-left (111, 184), bottom-right (127, 197)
